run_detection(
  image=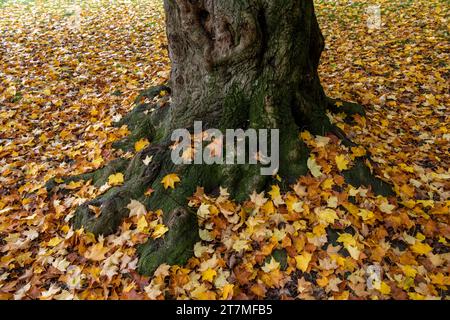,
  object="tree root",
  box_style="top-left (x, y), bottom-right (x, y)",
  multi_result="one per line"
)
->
top-left (47, 86), bottom-right (394, 276)
top-left (343, 159), bottom-right (394, 197)
top-left (137, 207), bottom-right (199, 276)
top-left (326, 97), bottom-right (366, 117)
